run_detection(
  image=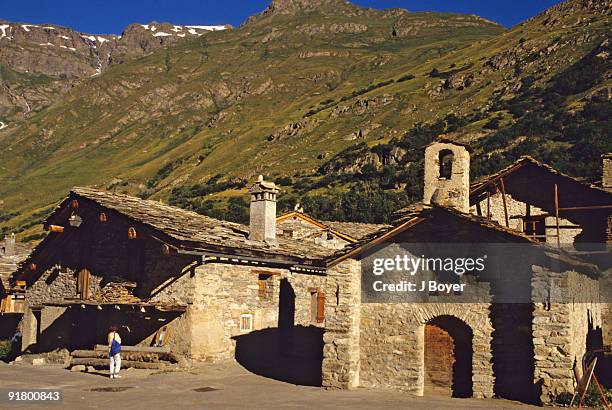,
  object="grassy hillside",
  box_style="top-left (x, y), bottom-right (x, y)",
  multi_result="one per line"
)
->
top-left (0, 0), bottom-right (609, 238)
